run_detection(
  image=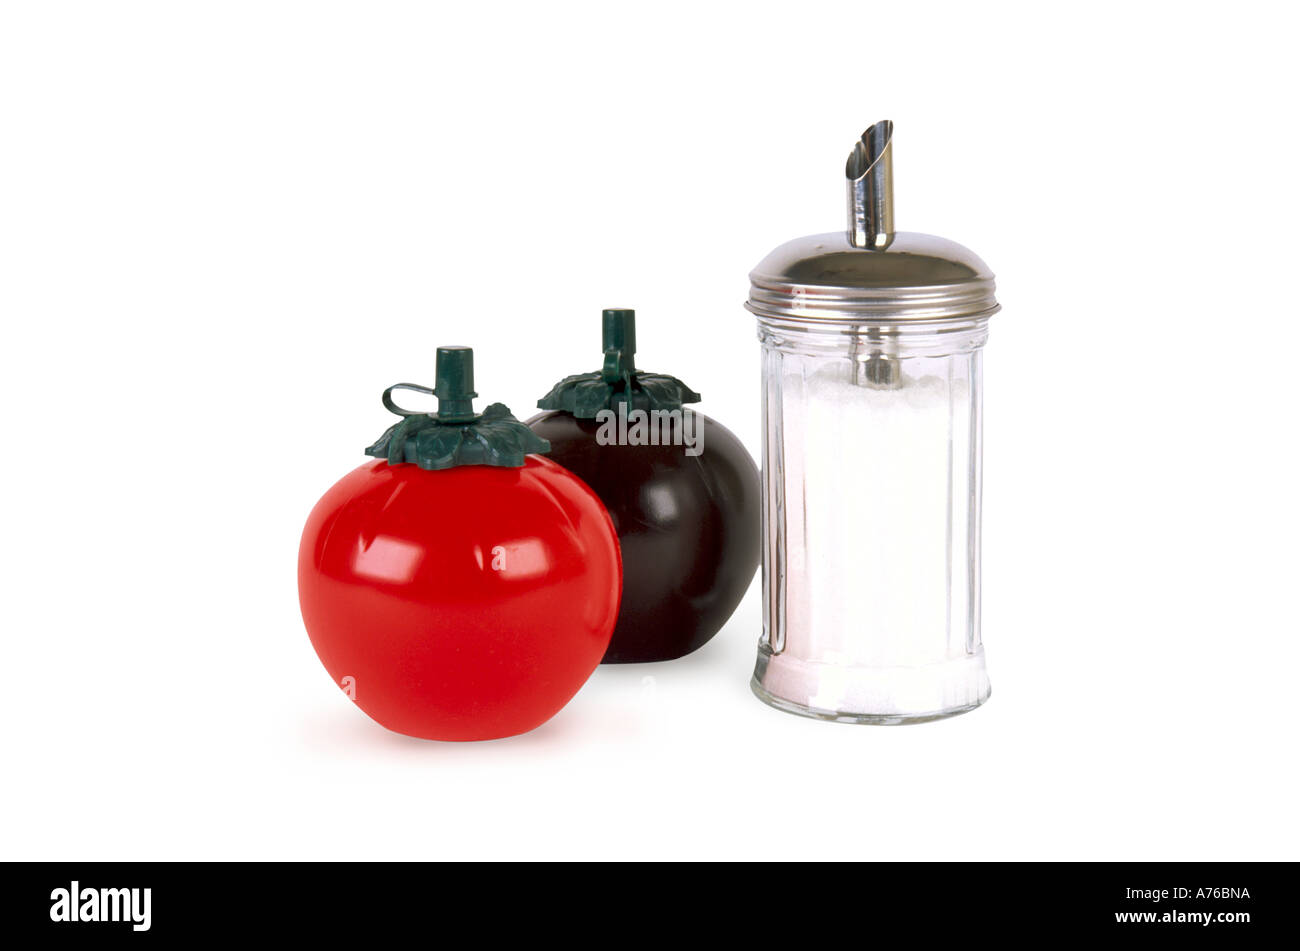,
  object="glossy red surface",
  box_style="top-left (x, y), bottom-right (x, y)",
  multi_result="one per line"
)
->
top-left (298, 456), bottom-right (621, 741)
